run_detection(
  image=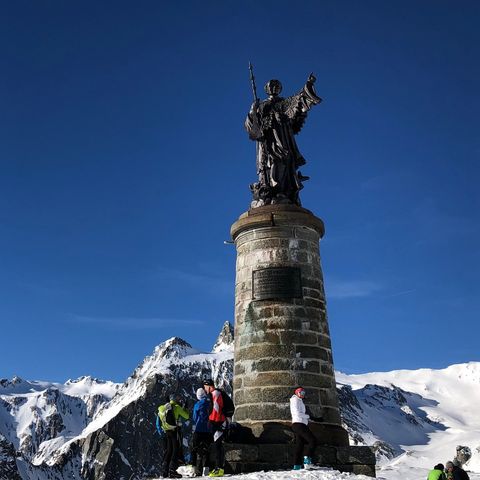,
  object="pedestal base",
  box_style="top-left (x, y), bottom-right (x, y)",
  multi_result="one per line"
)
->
top-left (223, 444), bottom-right (376, 477)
